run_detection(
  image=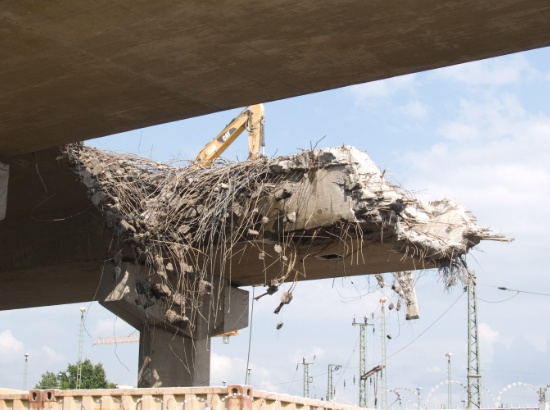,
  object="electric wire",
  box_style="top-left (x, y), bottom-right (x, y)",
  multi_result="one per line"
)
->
top-left (286, 363), bottom-right (300, 393)
top-left (245, 286), bottom-right (256, 384)
top-left (479, 293), bottom-right (519, 304)
top-left (253, 292), bottom-right (465, 393)
top-left (497, 286), bottom-right (550, 297)
top-left (240, 281), bottom-right (547, 392)
top-left (478, 282), bottom-right (550, 297)
top-left (386, 291), bottom-right (465, 361)
top-left (335, 332), bottom-right (360, 389)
